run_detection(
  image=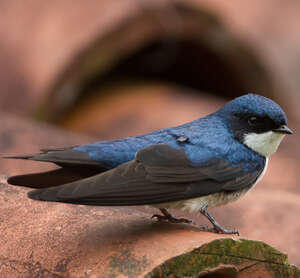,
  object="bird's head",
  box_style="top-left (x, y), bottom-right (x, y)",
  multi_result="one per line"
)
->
top-left (218, 94), bottom-right (293, 157)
